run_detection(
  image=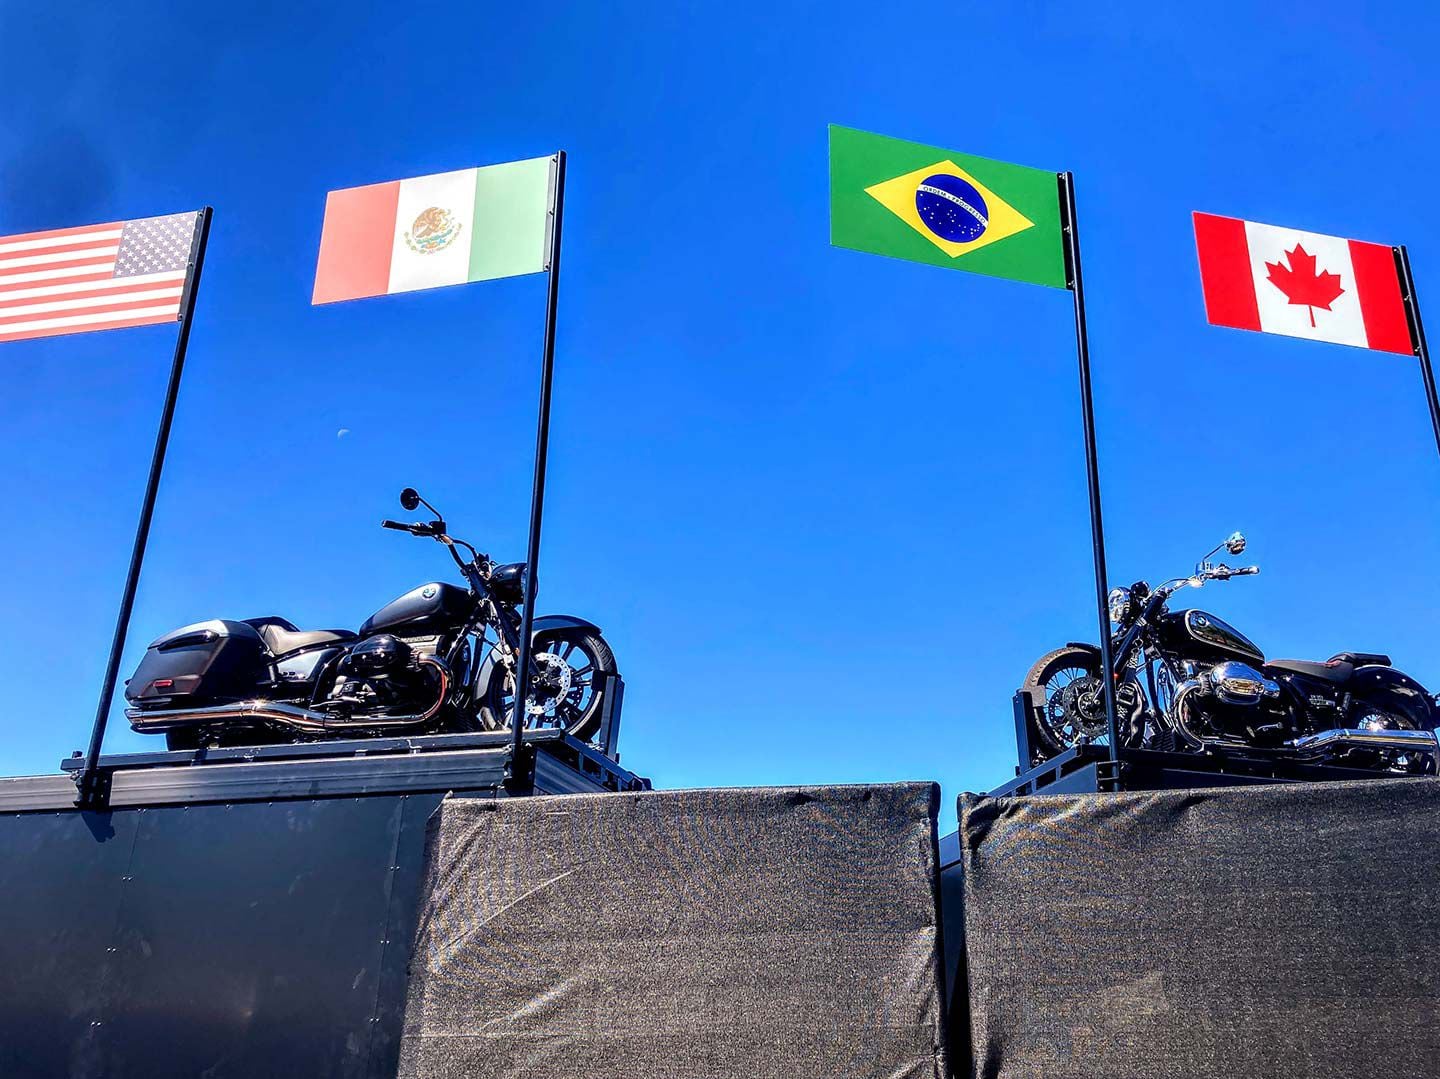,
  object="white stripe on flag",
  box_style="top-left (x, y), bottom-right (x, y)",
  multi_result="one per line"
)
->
top-left (0, 285), bottom-right (184, 319)
top-left (0, 269), bottom-right (184, 303)
top-left (387, 168), bottom-right (478, 295)
top-left (0, 229), bottom-right (123, 256)
top-left (0, 245), bottom-right (120, 271)
top-left (0, 261), bottom-right (118, 286)
top-left (0, 303), bottom-right (179, 336)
